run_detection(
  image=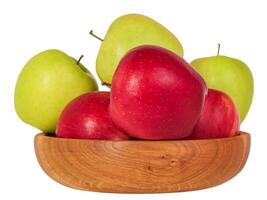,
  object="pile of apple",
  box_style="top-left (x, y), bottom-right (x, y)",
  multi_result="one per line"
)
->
top-left (14, 14), bottom-right (254, 140)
